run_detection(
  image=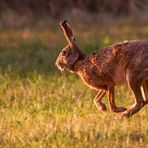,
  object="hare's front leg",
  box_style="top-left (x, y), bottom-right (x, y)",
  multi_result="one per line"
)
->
top-left (108, 86), bottom-right (127, 113)
top-left (94, 90), bottom-right (107, 112)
